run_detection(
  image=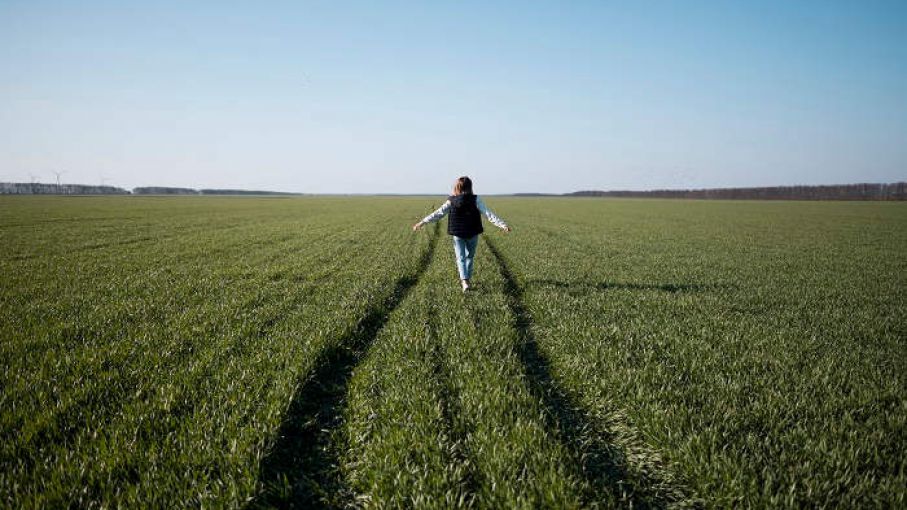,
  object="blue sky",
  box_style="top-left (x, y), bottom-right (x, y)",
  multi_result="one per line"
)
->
top-left (1, 1), bottom-right (905, 193)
